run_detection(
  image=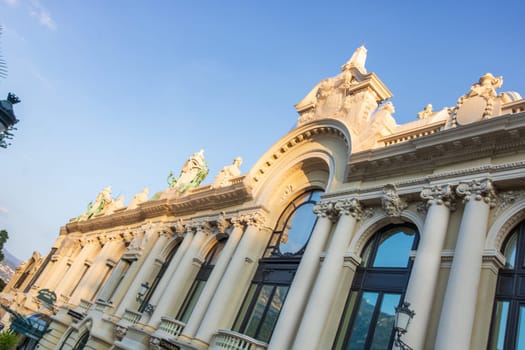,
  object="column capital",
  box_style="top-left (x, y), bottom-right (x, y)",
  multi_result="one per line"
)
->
top-left (242, 211), bottom-right (267, 229)
top-left (334, 198), bottom-right (363, 220)
top-left (421, 184), bottom-right (456, 210)
top-left (230, 215), bottom-right (245, 229)
top-left (313, 201), bottom-right (337, 221)
top-left (456, 178), bottom-right (496, 206)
